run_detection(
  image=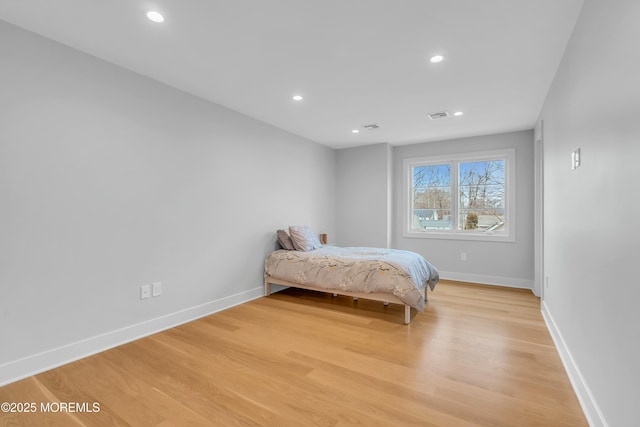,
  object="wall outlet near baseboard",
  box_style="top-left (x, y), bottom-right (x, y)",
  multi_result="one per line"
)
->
top-left (140, 284), bottom-right (151, 299)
